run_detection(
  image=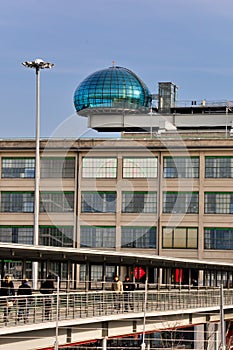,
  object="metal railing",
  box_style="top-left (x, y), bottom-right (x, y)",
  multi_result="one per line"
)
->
top-left (0, 287), bottom-right (232, 329)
